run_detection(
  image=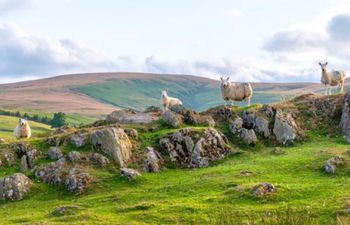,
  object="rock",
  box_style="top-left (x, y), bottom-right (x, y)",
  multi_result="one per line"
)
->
top-left (65, 168), bottom-right (93, 194)
top-left (159, 128), bottom-right (231, 168)
top-left (51, 205), bottom-right (80, 216)
top-left (45, 135), bottom-right (65, 146)
top-left (240, 128), bottom-right (257, 146)
top-left (0, 173), bottom-right (32, 201)
top-left (242, 110), bottom-right (256, 129)
top-left (20, 155), bottom-right (28, 172)
top-left (255, 117), bottom-right (270, 138)
top-left (89, 153), bottom-right (110, 167)
top-left (229, 117), bottom-right (243, 134)
top-left (48, 147), bottom-right (63, 160)
top-left (144, 106), bottom-right (162, 114)
top-left (12, 143), bottom-right (37, 169)
top-left (35, 158), bottom-right (67, 185)
top-left (120, 168), bottom-right (141, 180)
top-left (143, 147), bottom-right (164, 172)
top-left (162, 110), bottom-right (182, 128)
top-left (107, 109), bottom-right (154, 124)
top-left (91, 127), bottom-right (132, 167)
top-left (324, 156), bottom-right (344, 174)
top-left (251, 182), bottom-right (275, 196)
top-left (169, 104), bottom-right (185, 114)
top-left (273, 110), bottom-right (298, 145)
top-left (124, 128), bottom-right (138, 138)
top-left (67, 151), bottom-right (82, 163)
top-left (340, 92), bottom-right (350, 143)
top-left (70, 133), bottom-right (88, 147)
top-left (3, 153), bottom-right (14, 166)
